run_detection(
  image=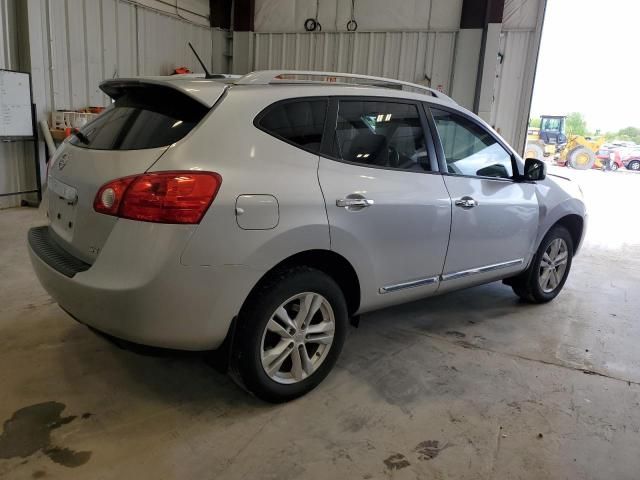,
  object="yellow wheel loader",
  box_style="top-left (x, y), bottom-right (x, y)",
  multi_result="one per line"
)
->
top-left (525, 115), bottom-right (605, 170)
